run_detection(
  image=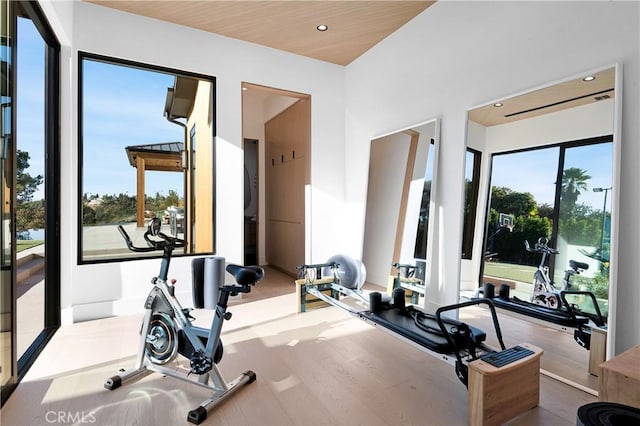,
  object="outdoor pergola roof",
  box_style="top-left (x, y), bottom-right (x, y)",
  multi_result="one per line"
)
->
top-left (125, 141), bottom-right (184, 172)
